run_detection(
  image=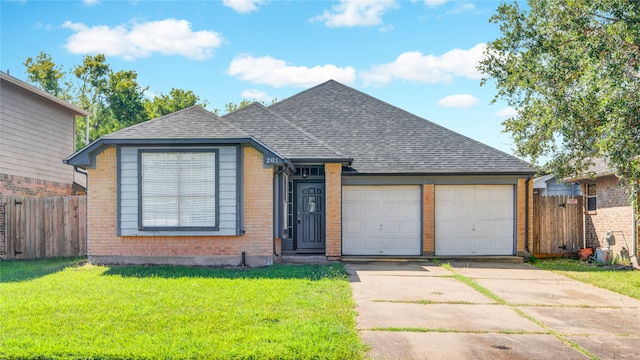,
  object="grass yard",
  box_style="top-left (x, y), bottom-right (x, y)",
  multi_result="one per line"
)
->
top-left (0, 258), bottom-right (365, 359)
top-left (532, 258), bottom-right (640, 300)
